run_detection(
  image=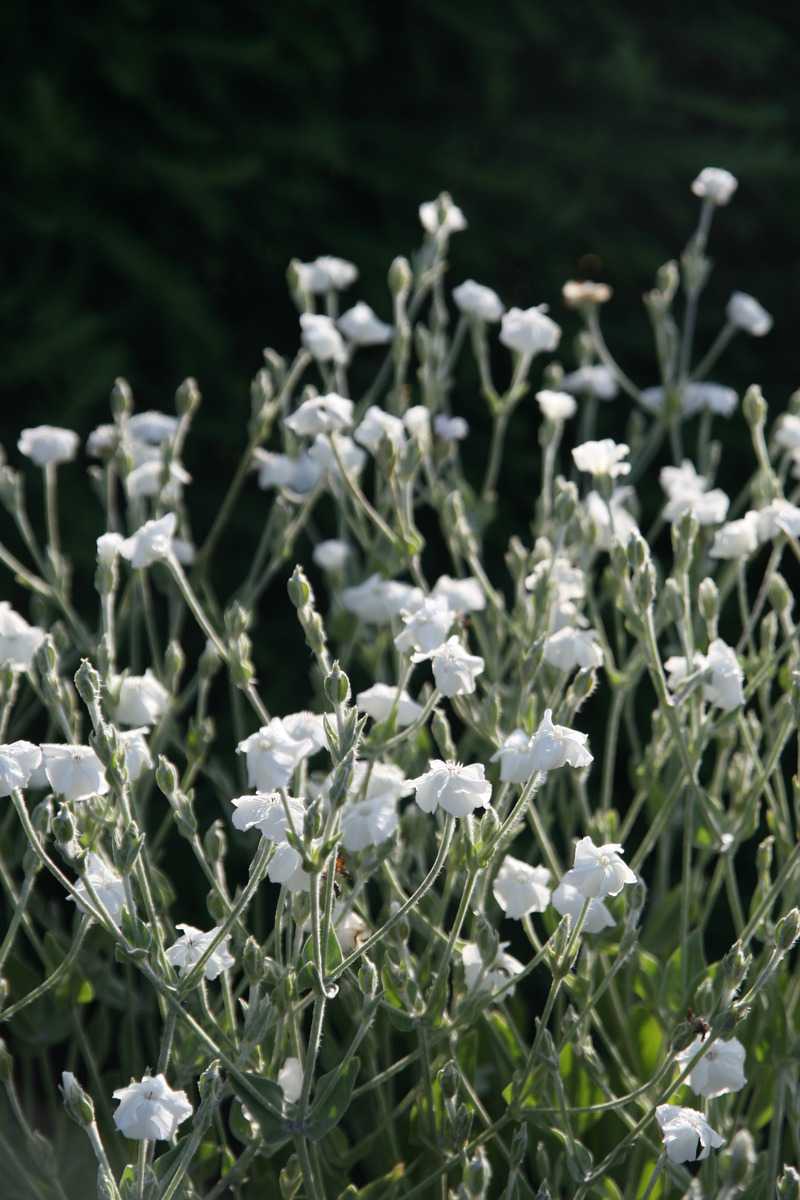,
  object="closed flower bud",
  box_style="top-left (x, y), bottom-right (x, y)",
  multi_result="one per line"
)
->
top-left (633, 562), bottom-right (656, 609)
top-left (155, 755), bottom-right (179, 800)
top-left (243, 936), bottom-right (266, 986)
top-left (52, 805), bottom-right (76, 845)
top-left (626, 533), bottom-right (649, 571)
top-left (224, 603), bottom-right (251, 639)
top-left (698, 577), bottom-right (719, 624)
top-left (199, 639), bottom-right (222, 682)
top-left (553, 477), bottom-right (578, 527)
top-left (324, 661), bottom-right (351, 706)
top-left (203, 819), bottom-right (227, 864)
top-left (776, 907), bottom-right (800, 953)
top-left (439, 1060), bottom-right (460, 1101)
top-left (110, 377), bottom-right (133, 419)
top-left (60, 1071), bottom-right (95, 1127)
top-left (662, 578), bottom-right (684, 623)
top-left (720, 941), bottom-right (751, 994)
top-left (462, 1146), bottom-right (492, 1196)
top-left (113, 821), bottom-right (144, 875)
top-left (742, 384), bottom-right (766, 429)
top-left (0, 1037), bottom-right (12, 1082)
top-left (287, 565), bottom-right (313, 611)
top-left (769, 572), bottom-right (792, 616)
top-left (74, 658), bottom-right (101, 708)
top-left (726, 1129), bottom-right (756, 1186)
top-left (164, 641), bottom-right (185, 693)
top-left (175, 377), bottom-right (201, 417)
top-left (358, 956), bottom-right (379, 998)
top-left (388, 256), bottom-right (412, 299)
